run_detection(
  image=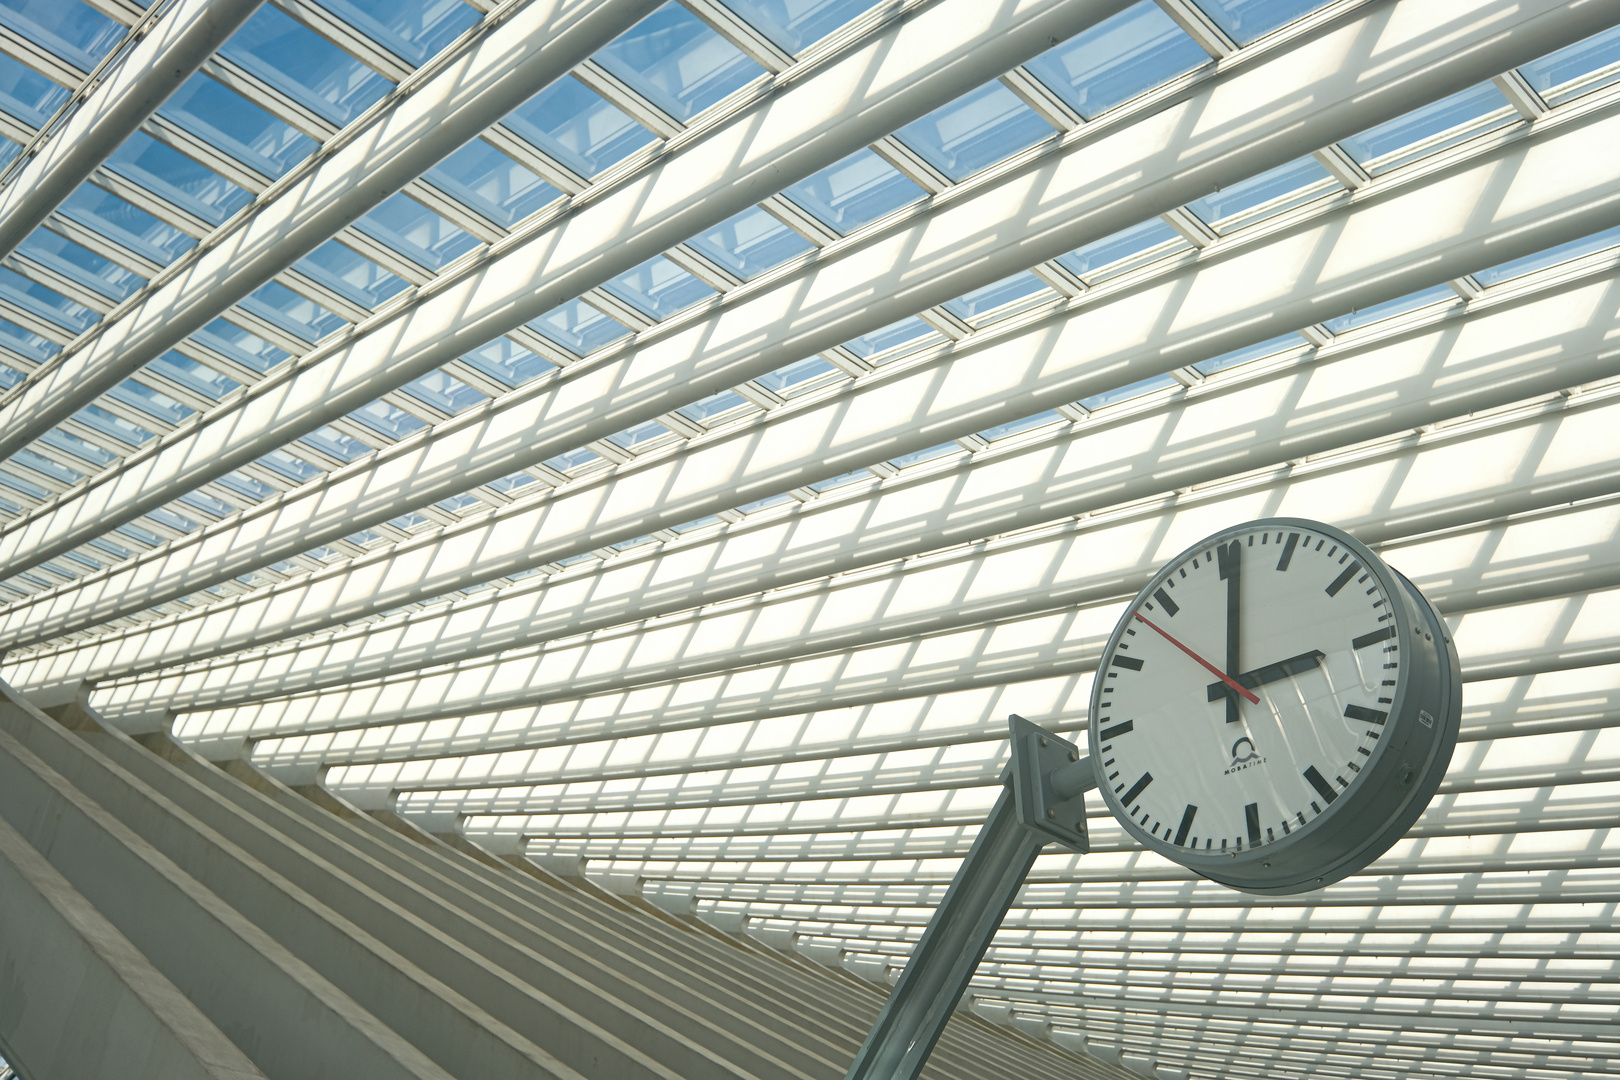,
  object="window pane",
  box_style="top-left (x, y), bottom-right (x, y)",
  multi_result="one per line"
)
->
top-left (1056, 218), bottom-right (1184, 279)
top-left (459, 336), bottom-right (555, 386)
top-left (149, 351), bottom-right (240, 401)
top-left (781, 147), bottom-right (924, 234)
top-left (842, 316), bottom-right (935, 359)
top-left (59, 185), bottom-right (196, 265)
top-left (191, 317), bottom-right (291, 373)
top-left (321, 0), bottom-right (480, 67)
top-left (1339, 83), bottom-right (1512, 174)
top-left (942, 271), bottom-right (1049, 321)
top-left (717, 0), bottom-right (881, 53)
top-left (1473, 226), bottom-right (1620, 287)
top-left (219, 5), bottom-right (394, 126)
top-left (1519, 25), bottom-right (1620, 106)
top-left (685, 205), bottom-right (812, 279)
top-left (1323, 284), bottom-right (1455, 335)
top-left (105, 132), bottom-right (253, 226)
top-left (18, 230), bottom-right (145, 302)
top-left (427, 139), bottom-right (559, 227)
top-left (159, 74), bottom-right (320, 179)
top-left (504, 76), bottom-right (654, 177)
top-left (0, 52), bottom-right (68, 127)
top-left (594, 2), bottom-right (765, 121)
top-left (0, 0), bottom-right (124, 69)
top-left (528, 298), bottom-right (631, 355)
top-left (1184, 155), bottom-right (1334, 229)
top-left (239, 281), bottom-right (347, 342)
top-left (895, 81), bottom-right (1056, 181)
top-left (601, 255), bottom-right (716, 318)
top-left (1026, 2), bottom-right (1206, 119)
top-left (402, 369), bottom-right (487, 414)
top-left (1196, 0), bottom-right (1334, 45)
top-left (295, 240), bottom-right (410, 309)
top-left (0, 266), bottom-right (97, 333)
top-left (355, 192), bottom-right (480, 270)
